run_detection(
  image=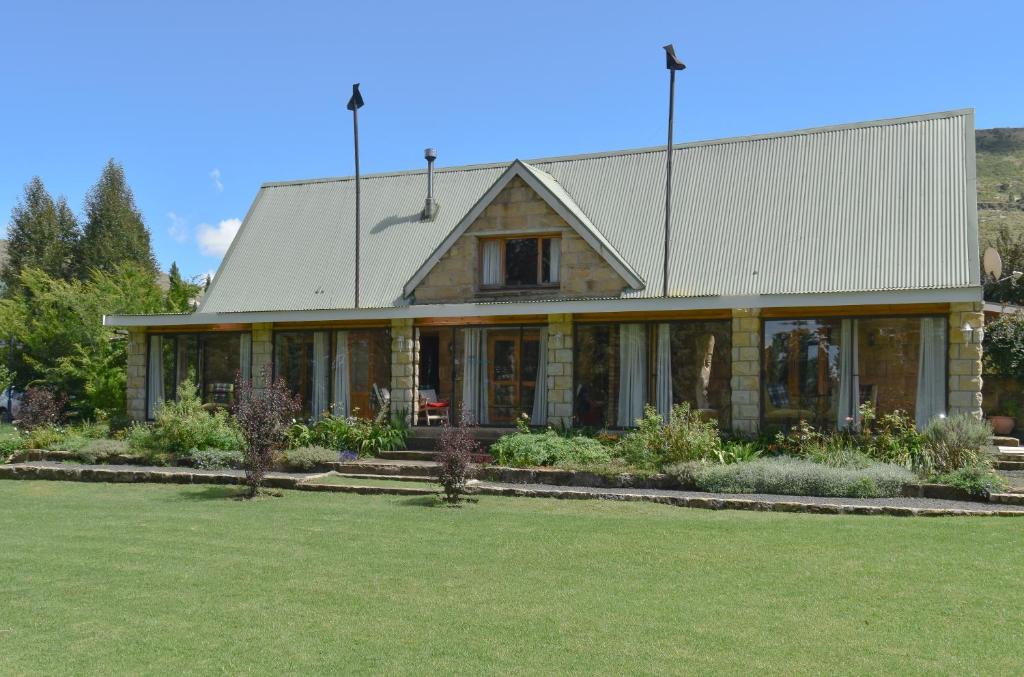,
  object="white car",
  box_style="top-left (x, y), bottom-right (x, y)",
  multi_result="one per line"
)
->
top-left (0, 388), bottom-right (22, 423)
